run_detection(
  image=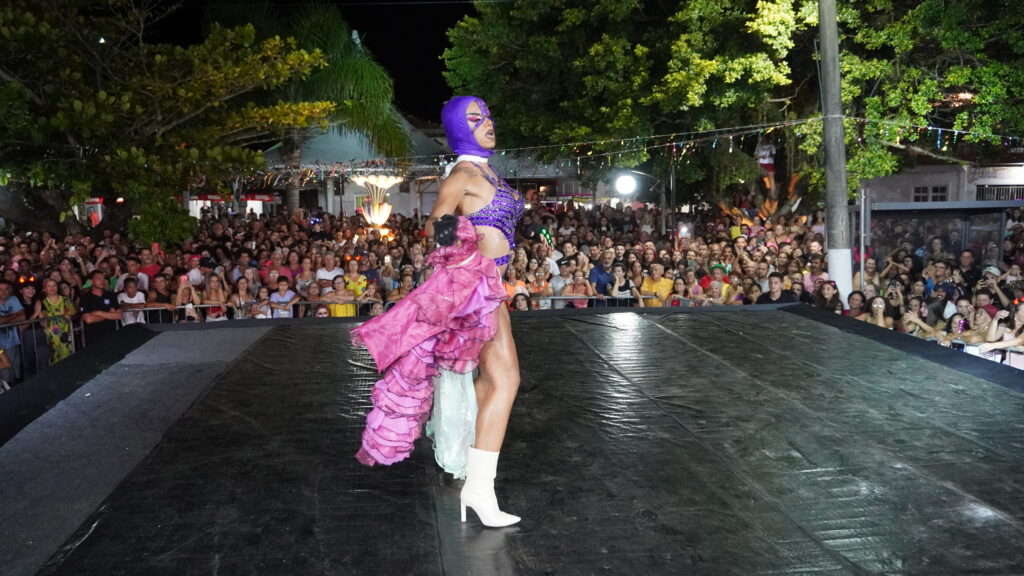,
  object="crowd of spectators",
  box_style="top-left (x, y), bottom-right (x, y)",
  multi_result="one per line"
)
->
top-left (846, 224), bottom-right (1024, 368)
top-left (1, 201), bottom-right (1022, 388)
